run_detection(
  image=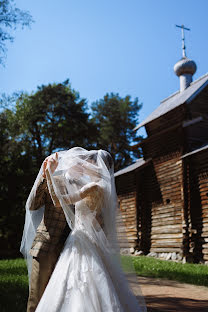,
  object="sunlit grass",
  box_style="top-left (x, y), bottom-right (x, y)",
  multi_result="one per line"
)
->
top-left (0, 258), bottom-right (28, 312)
top-left (0, 256), bottom-right (208, 311)
top-left (121, 255), bottom-right (208, 287)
